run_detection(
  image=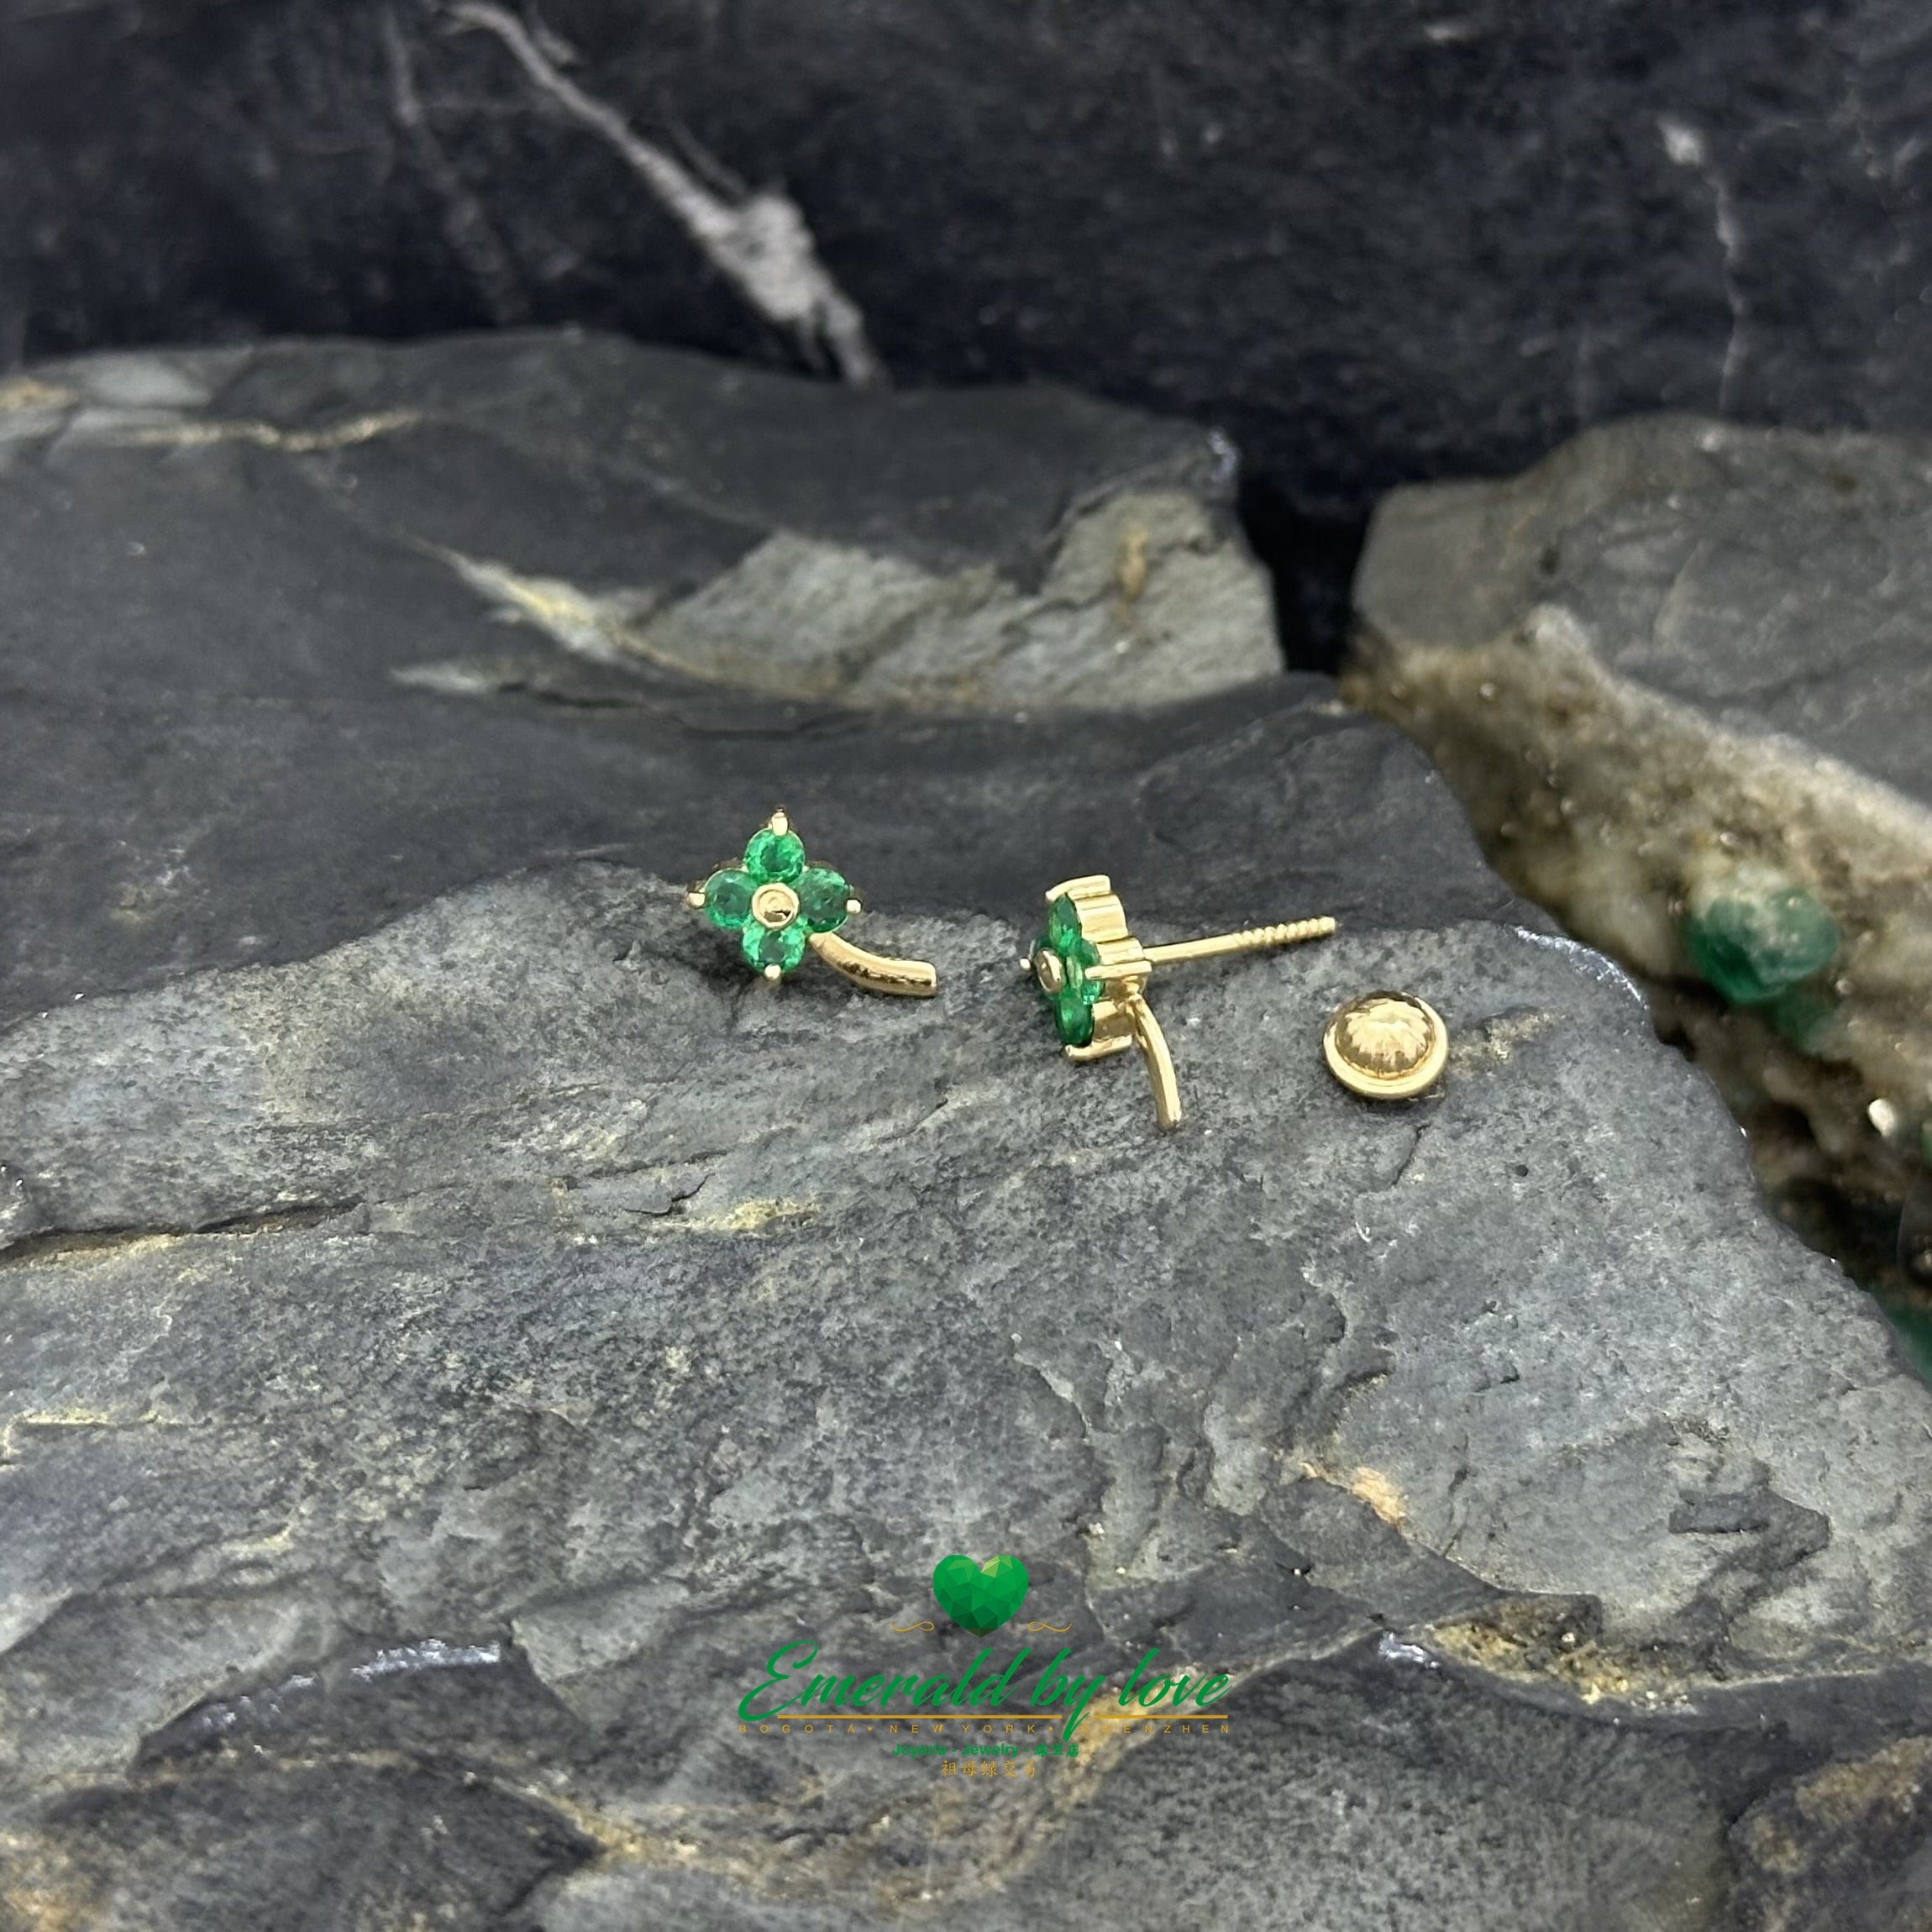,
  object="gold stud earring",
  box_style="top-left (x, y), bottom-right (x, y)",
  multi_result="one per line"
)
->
top-left (687, 809), bottom-right (937, 996)
top-left (1323, 992), bottom-right (1447, 1099)
top-left (1028, 874), bottom-right (1336, 1128)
